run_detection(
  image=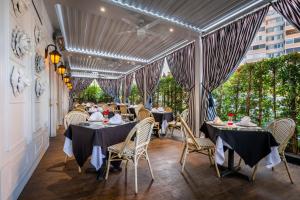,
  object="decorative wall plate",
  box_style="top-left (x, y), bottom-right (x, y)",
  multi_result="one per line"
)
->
top-left (10, 66), bottom-right (30, 97)
top-left (12, 0), bottom-right (29, 17)
top-left (34, 25), bottom-right (42, 45)
top-left (11, 27), bottom-right (31, 58)
top-left (35, 53), bottom-right (45, 73)
top-left (35, 78), bottom-right (45, 97)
